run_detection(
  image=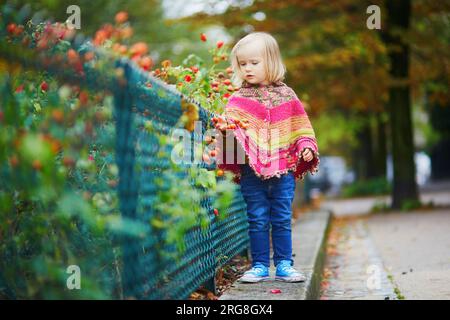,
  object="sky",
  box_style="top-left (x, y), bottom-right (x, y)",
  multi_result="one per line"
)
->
top-left (161, 0), bottom-right (254, 19)
top-left (161, 0), bottom-right (262, 44)
top-left (160, 0), bottom-right (264, 55)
